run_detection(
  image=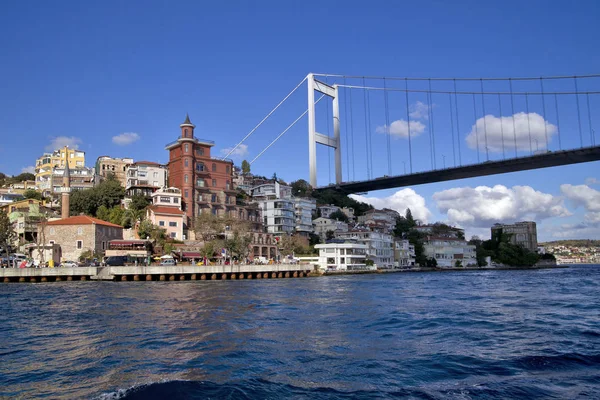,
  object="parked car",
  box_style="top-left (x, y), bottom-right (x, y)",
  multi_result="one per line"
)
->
top-left (60, 260), bottom-right (79, 268)
top-left (159, 258), bottom-right (176, 266)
